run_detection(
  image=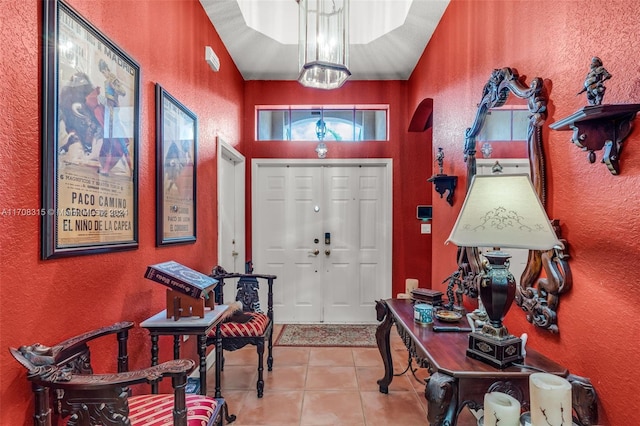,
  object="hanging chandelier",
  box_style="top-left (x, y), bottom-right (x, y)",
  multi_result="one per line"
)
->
top-left (298, 0), bottom-right (351, 90)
